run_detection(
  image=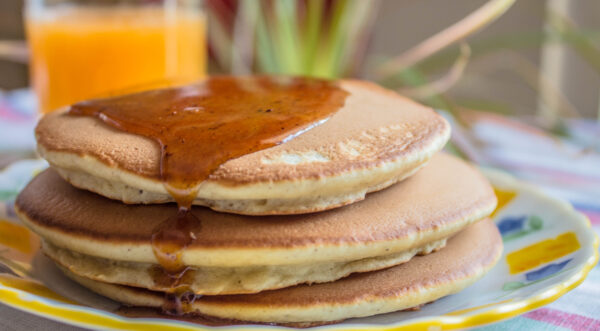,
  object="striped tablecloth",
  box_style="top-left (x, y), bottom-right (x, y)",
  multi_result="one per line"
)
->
top-left (1, 89), bottom-right (599, 330)
top-left (447, 111), bottom-right (600, 331)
